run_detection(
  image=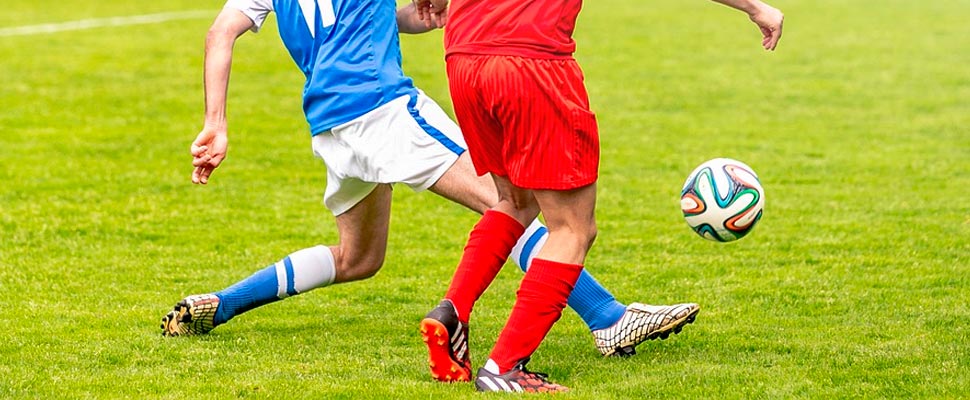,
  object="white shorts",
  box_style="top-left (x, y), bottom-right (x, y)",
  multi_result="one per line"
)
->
top-left (311, 92), bottom-right (467, 216)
